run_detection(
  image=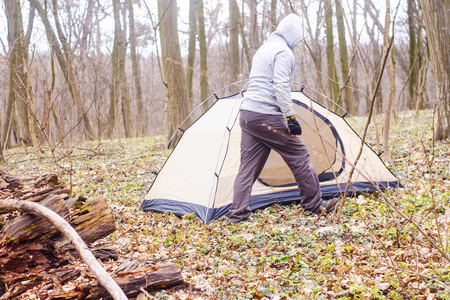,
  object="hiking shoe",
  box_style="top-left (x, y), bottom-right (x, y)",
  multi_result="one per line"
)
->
top-left (312, 198), bottom-right (339, 215)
